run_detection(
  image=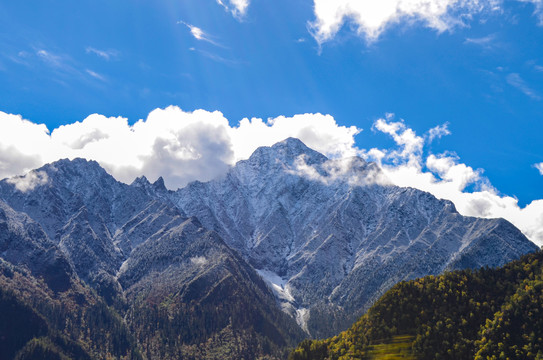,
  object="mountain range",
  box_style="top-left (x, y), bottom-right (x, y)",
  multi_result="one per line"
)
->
top-left (0, 138), bottom-right (538, 359)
